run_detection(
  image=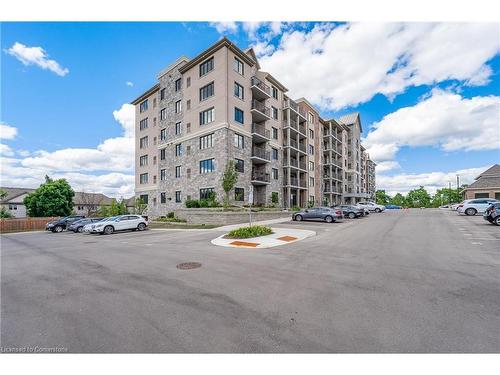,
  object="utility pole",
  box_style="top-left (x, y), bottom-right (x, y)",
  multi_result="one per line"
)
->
top-left (456, 174), bottom-right (460, 201)
top-left (448, 181), bottom-right (452, 204)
